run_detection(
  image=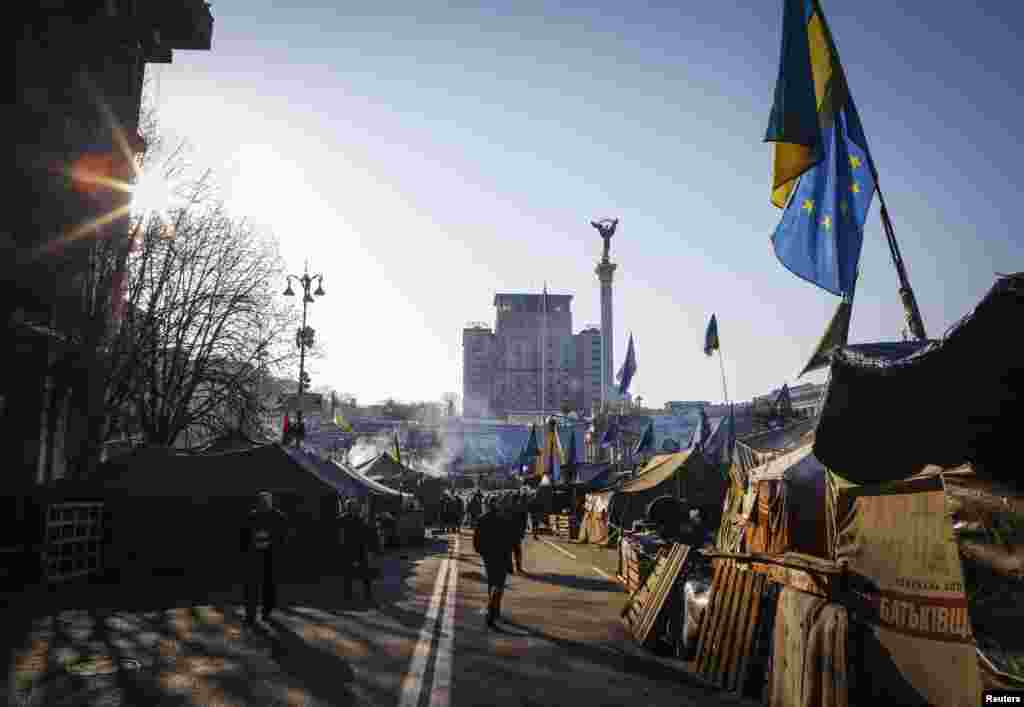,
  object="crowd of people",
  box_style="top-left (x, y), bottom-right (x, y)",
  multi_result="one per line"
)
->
top-left (435, 488), bottom-right (547, 628)
top-left (240, 487), bottom-right (550, 630)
